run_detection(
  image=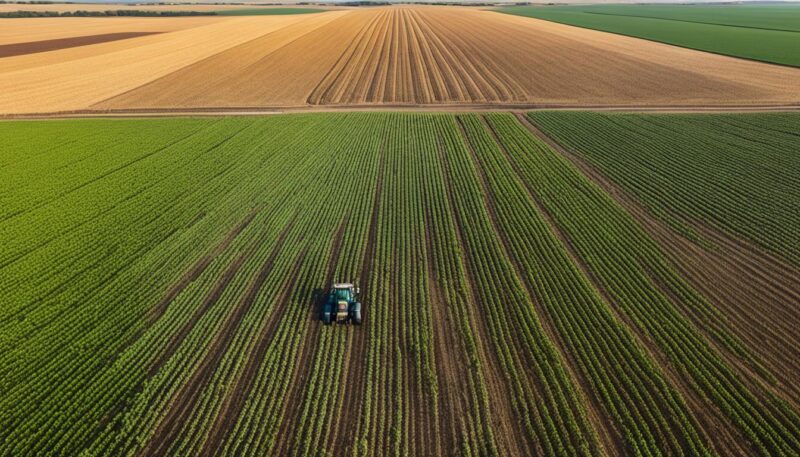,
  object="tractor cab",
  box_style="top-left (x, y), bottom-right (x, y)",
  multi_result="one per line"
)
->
top-left (322, 282), bottom-right (362, 325)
